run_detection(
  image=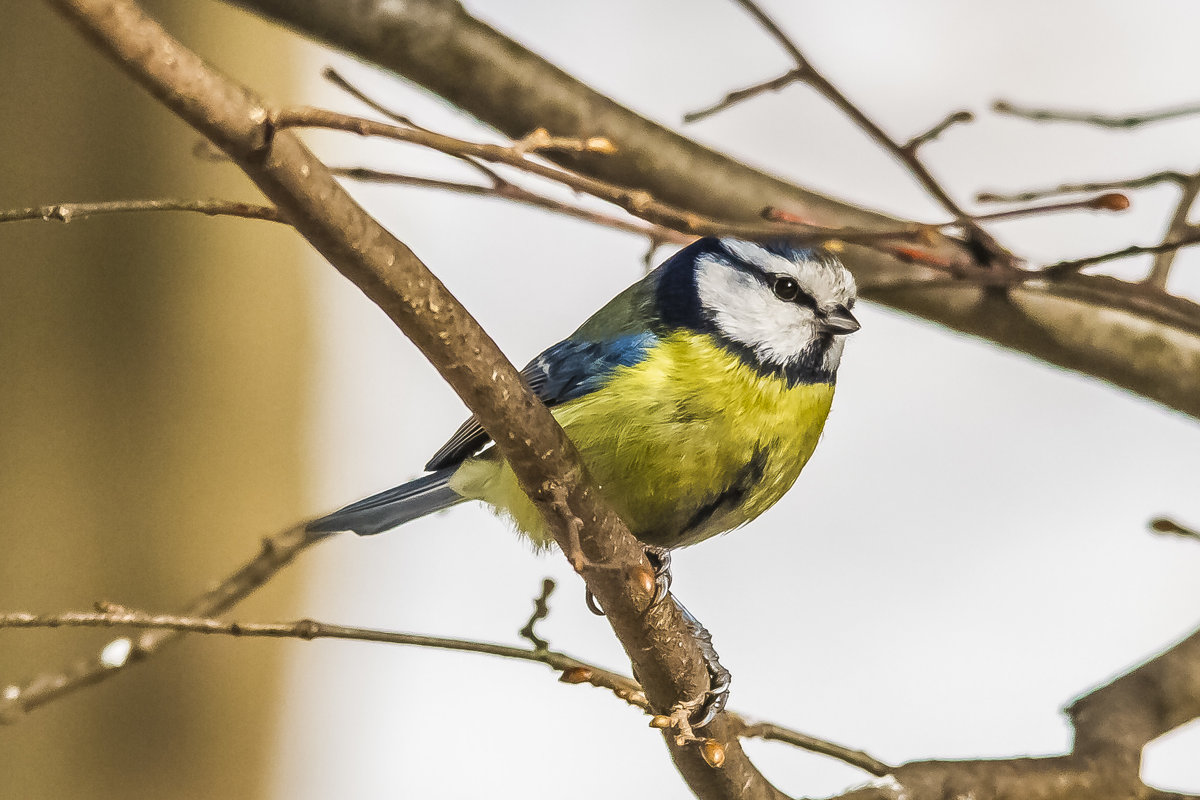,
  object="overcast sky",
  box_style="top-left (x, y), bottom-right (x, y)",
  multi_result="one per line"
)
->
top-left (270, 3), bottom-right (1200, 797)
